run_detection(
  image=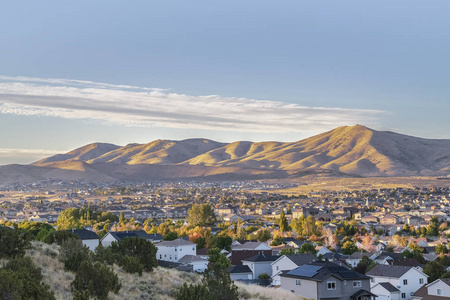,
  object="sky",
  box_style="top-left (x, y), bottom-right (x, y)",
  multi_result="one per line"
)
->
top-left (1, 1), bottom-right (450, 164)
